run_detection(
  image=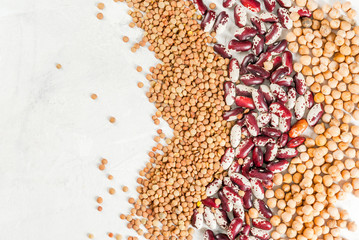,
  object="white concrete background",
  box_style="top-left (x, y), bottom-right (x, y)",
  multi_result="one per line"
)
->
top-left (0, 0), bottom-right (358, 239)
